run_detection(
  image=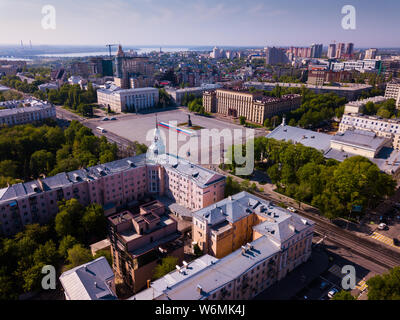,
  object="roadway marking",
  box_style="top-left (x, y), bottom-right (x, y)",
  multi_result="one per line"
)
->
top-left (370, 232), bottom-right (400, 250)
top-left (328, 264), bottom-right (343, 278)
top-left (356, 279), bottom-right (368, 292)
